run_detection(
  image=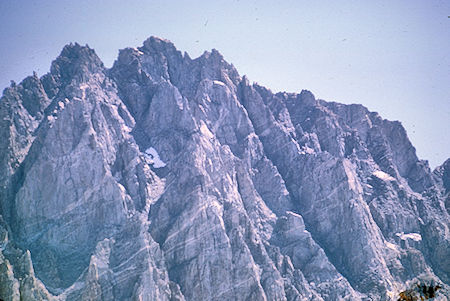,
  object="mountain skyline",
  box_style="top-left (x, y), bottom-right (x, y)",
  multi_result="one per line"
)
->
top-left (1, 1), bottom-right (449, 168)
